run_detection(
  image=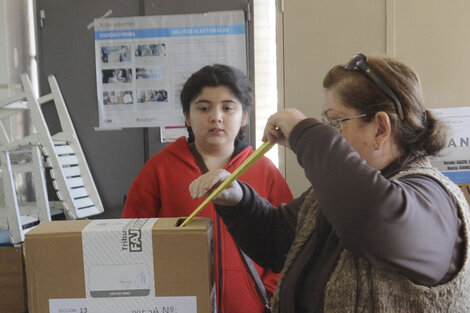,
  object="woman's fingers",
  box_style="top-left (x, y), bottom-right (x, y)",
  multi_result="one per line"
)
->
top-left (263, 108), bottom-right (307, 147)
top-left (189, 169), bottom-right (243, 206)
top-left (189, 169), bottom-right (230, 199)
